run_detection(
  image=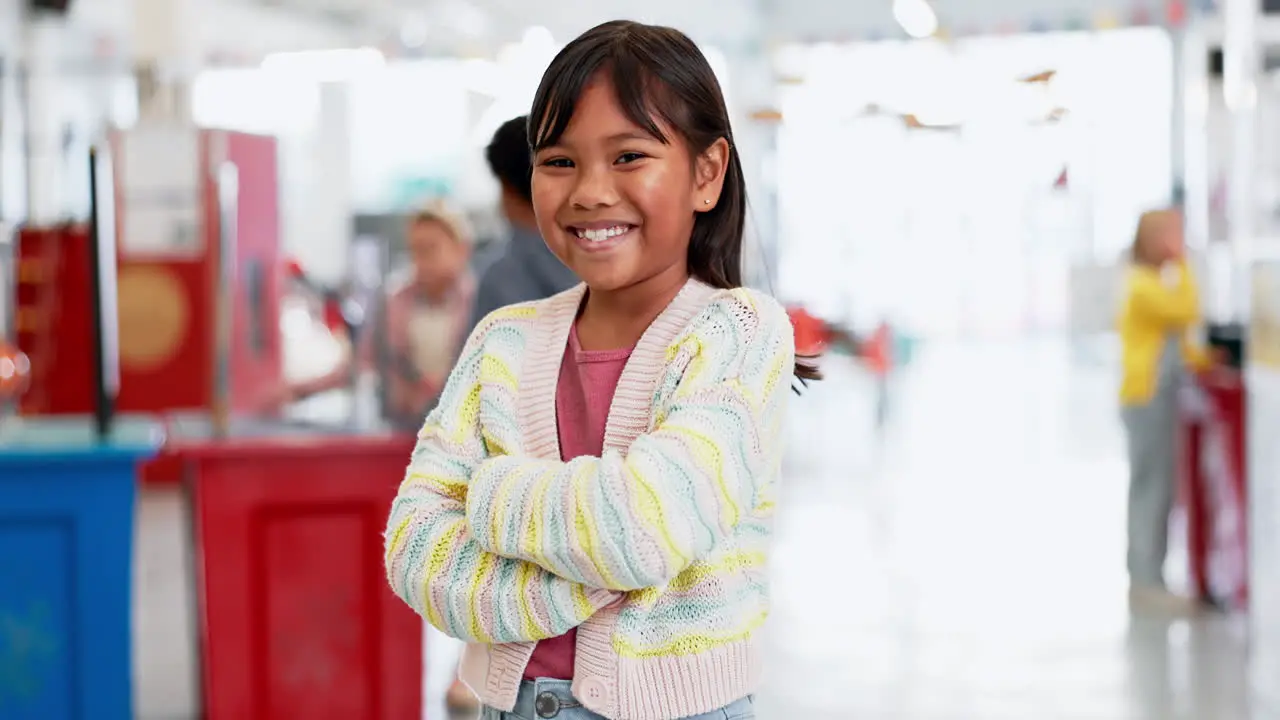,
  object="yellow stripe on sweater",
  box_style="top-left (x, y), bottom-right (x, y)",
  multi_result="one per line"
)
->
top-left (611, 609), bottom-right (769, 658)
top-left (385, 515), bottom-right (413, 564)
top-left (627, 464), bottom-right (686, 571)
top-left (572, 583), bottom-right (593, 619)
top-left (404, 472), bottom-right (468, 504)
top-left (489, 464), bottom-right (523, 549)
top-left (422, 517), bottom-right (467, 629)
top-left (467, 551), bottom-right (497, 644)
top-left (662, 424), bottom-right (737, 528)
top-left (515, 561), bottom-right (544, 639)
top-left (489, 305), bottom-right (537, 322)
top-left (522, 467), bottom-right (558, 568)
top-left (667, 552), bottom-right (764, 593)
top-left (573, 462), bottom-right (619, 588)
top-left (479, 354), bottom-right (518, 389)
